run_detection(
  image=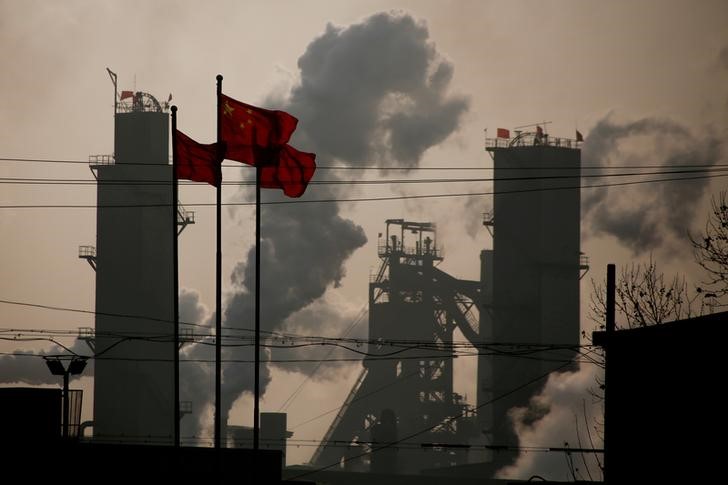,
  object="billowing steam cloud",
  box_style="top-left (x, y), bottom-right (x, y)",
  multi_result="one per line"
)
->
top-left (497, 365), bottom-right (604, 482)
top-left (582, 115), bottom-right (723, 255)
top-left (286, 13), bottom-right (468, 165)
top-left (218, 11), bottom-right (469, 427)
